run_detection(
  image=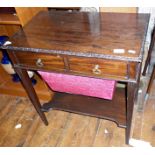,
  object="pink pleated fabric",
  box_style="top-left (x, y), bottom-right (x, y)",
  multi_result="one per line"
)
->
top-left (38, 71), bottom-right (116, 100)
